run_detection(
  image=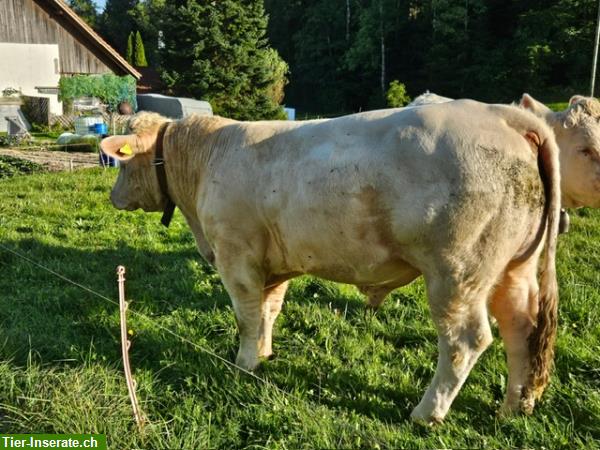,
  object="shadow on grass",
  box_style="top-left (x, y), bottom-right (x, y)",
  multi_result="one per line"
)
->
top-left (0, 238), bottom-right (414, 420)
top-left (0, 238), bottom-right (226, 364)
top-left (0, 239), bottom-right (440, 422)
top-left (0, 237), bottom-right (516, 426)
